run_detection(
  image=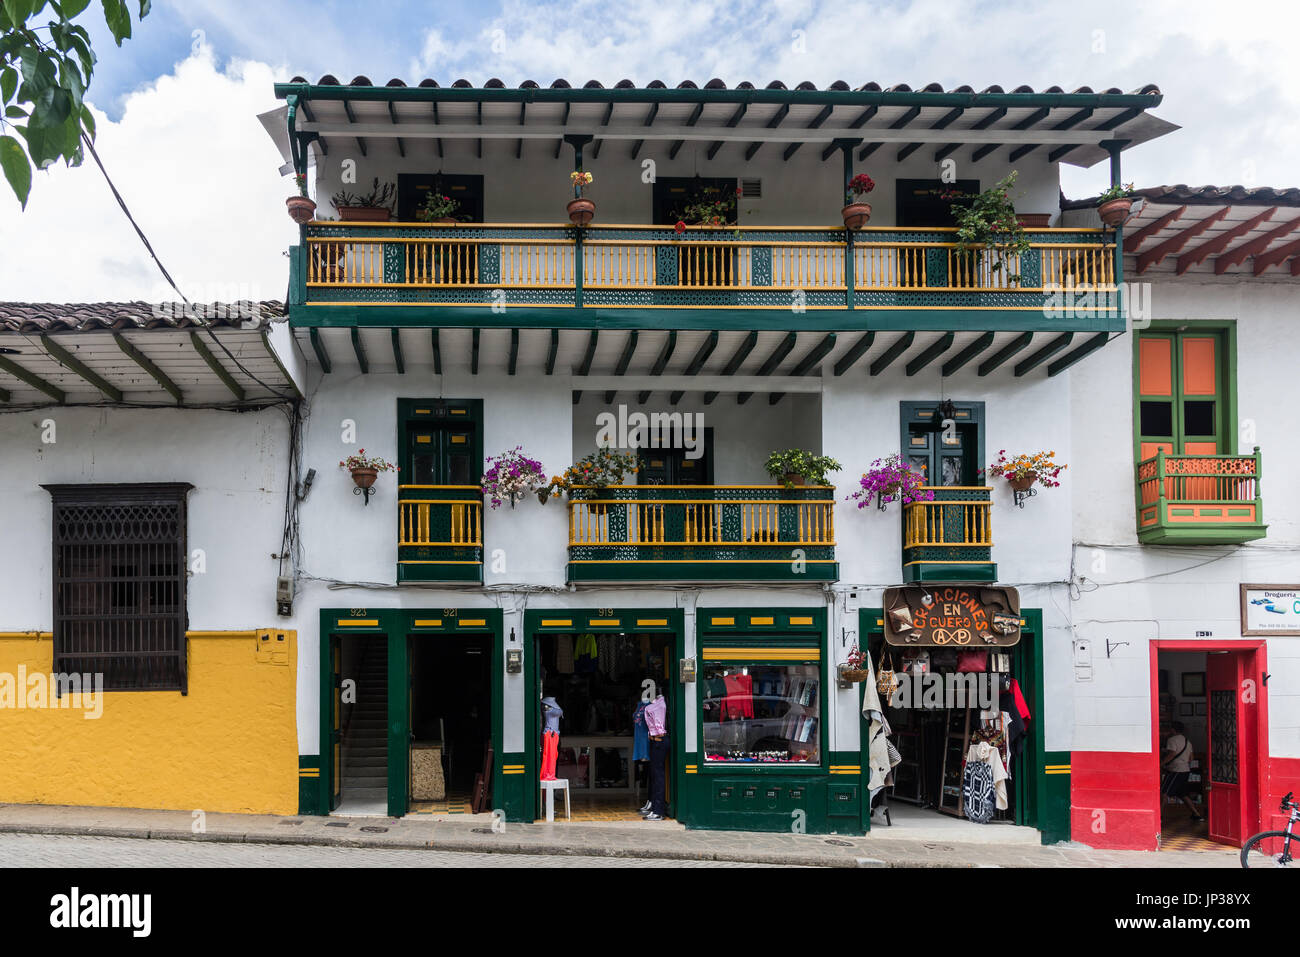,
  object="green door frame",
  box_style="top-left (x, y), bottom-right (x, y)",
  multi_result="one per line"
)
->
top-left (318, 607), bottom-right (504, 819)
top-left (521, 609), bottom-right (685, 823)
top-left (858, 607), bottom-right (1065, 841)
top-left (1131, 321), bottom-right (1239, 464)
